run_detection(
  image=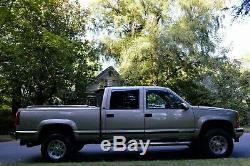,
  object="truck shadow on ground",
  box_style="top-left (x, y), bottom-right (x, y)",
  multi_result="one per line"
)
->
top-left (28, 146), bottom-right (205, 163)
top-left (25, 142), bottom-right (250, 163)
top-left (2, 135), bottom-right (248, 164)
